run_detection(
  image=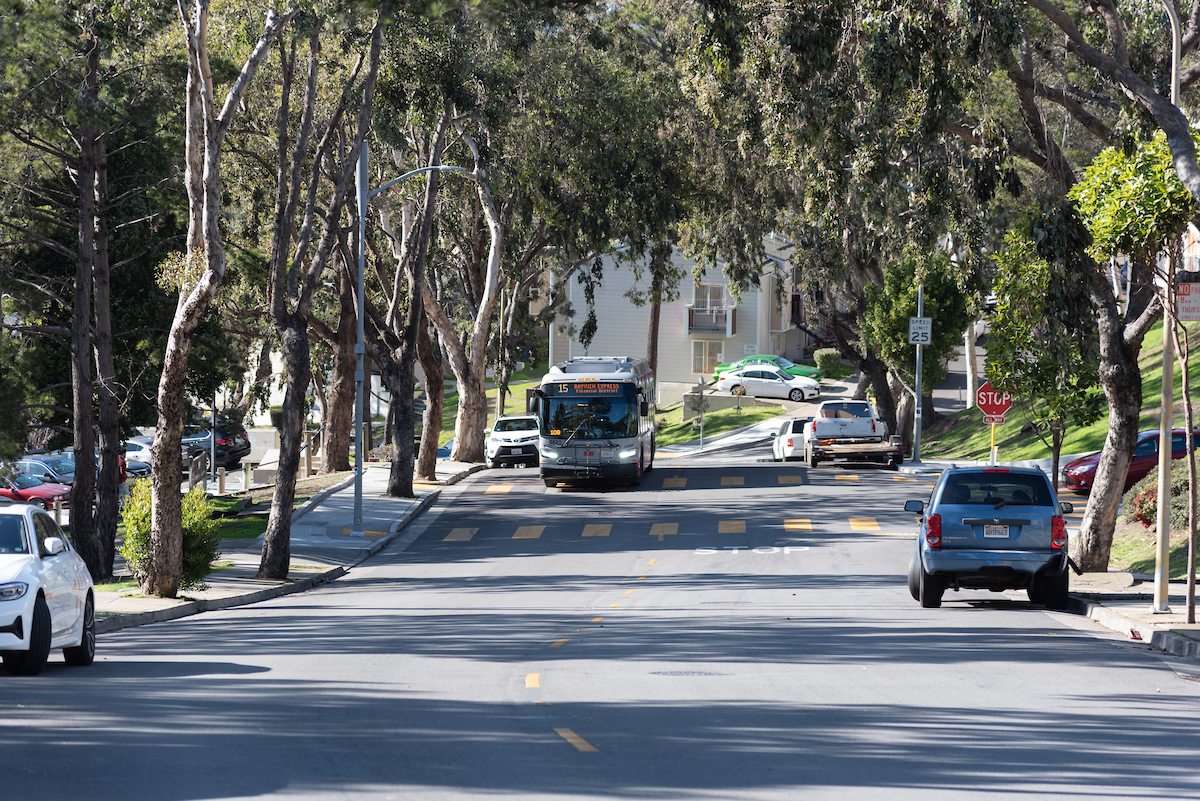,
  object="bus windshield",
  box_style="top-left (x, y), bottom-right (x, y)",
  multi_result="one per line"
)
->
top-left (543, 397), bottom-right (636, 439)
